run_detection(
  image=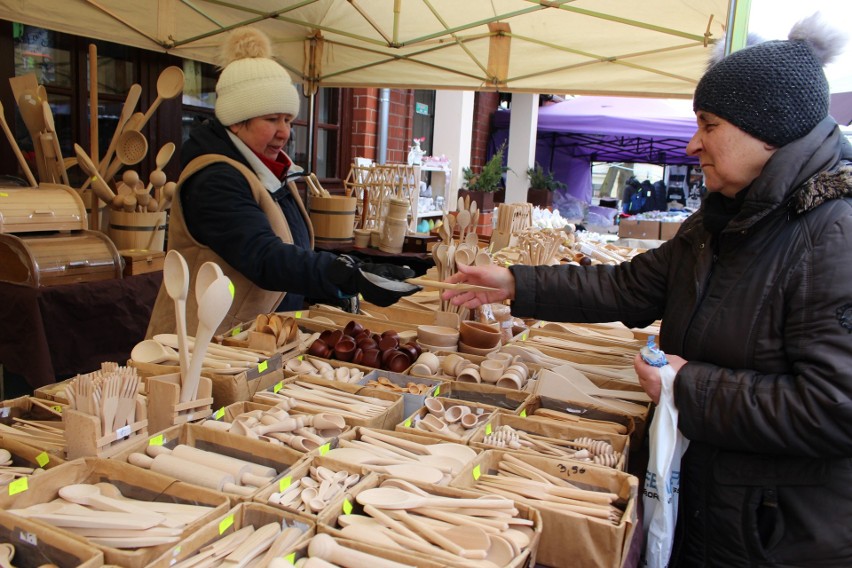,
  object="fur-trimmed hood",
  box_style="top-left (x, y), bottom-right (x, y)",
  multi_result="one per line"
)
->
top-left (791, 162), bottom-right (852, 214)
